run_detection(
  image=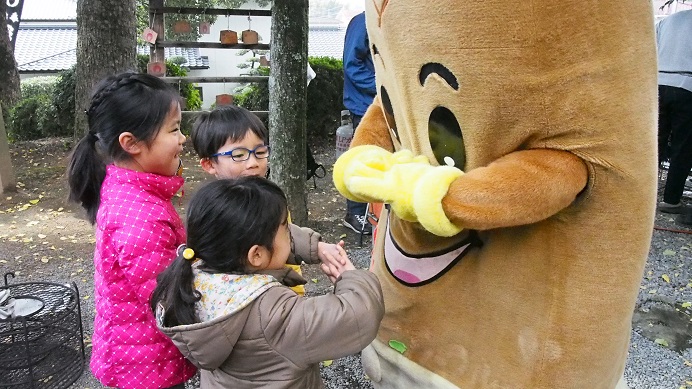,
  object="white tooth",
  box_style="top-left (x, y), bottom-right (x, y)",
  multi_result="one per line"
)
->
top-left (443, 156), bottom-right (455, 167)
